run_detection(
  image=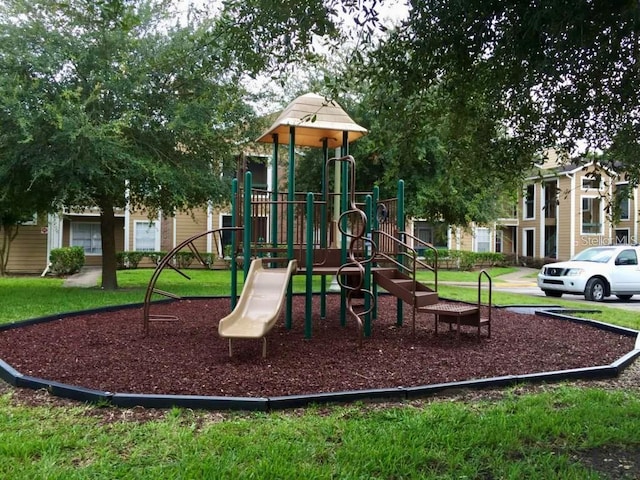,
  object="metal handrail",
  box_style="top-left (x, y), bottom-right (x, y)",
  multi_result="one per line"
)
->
top-left (478, 269), bottom-right (493, 324)
top-left (373, 230), bottom-right (438, 292)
